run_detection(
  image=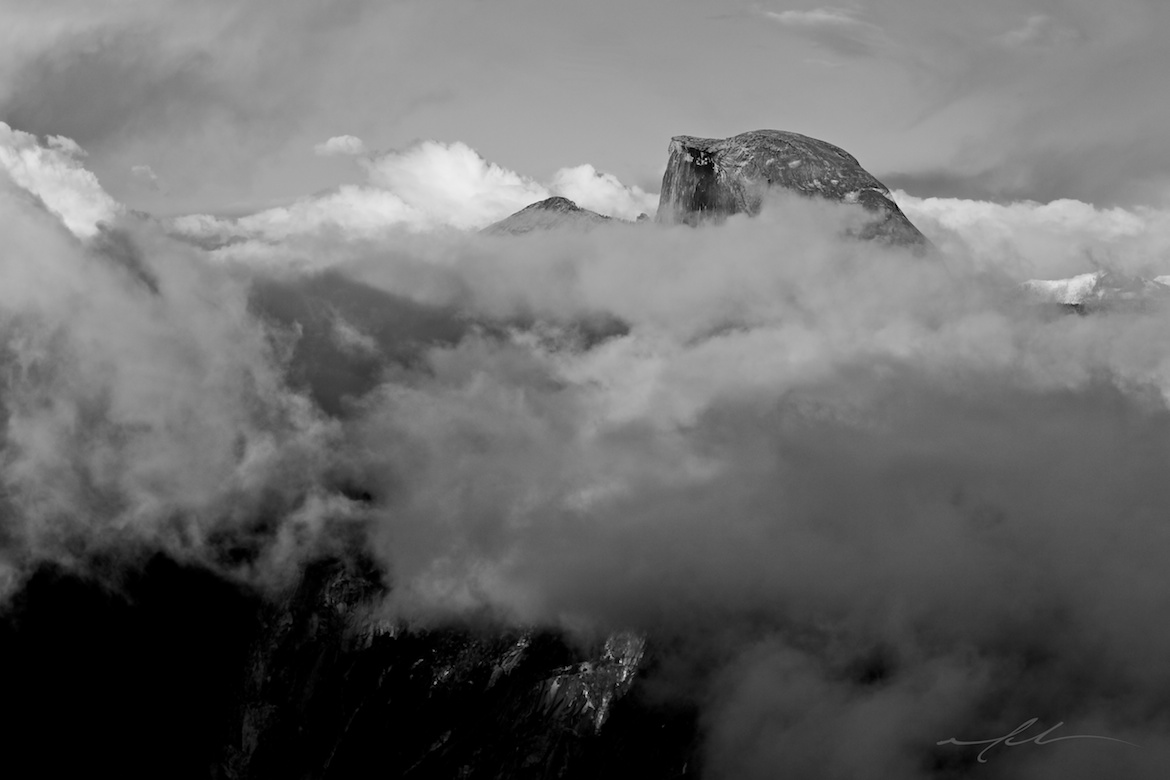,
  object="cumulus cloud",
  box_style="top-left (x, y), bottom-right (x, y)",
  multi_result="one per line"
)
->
top-left (359, 140), bottom-right (549, 230)
top-left (549, 164), bottom-right (657, 220)
top-left (171, 140), bottom-right (654, 251)
top-left (313, 134), bottom-right (367, 156)
top-left (0, 121), bottom-right (121, 238)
